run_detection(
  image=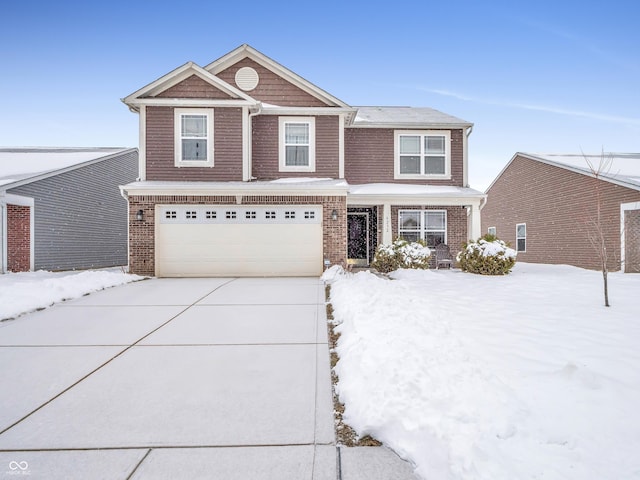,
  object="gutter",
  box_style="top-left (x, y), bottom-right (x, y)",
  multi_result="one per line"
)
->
top-left (463, 125), bottom-right (473, 188)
